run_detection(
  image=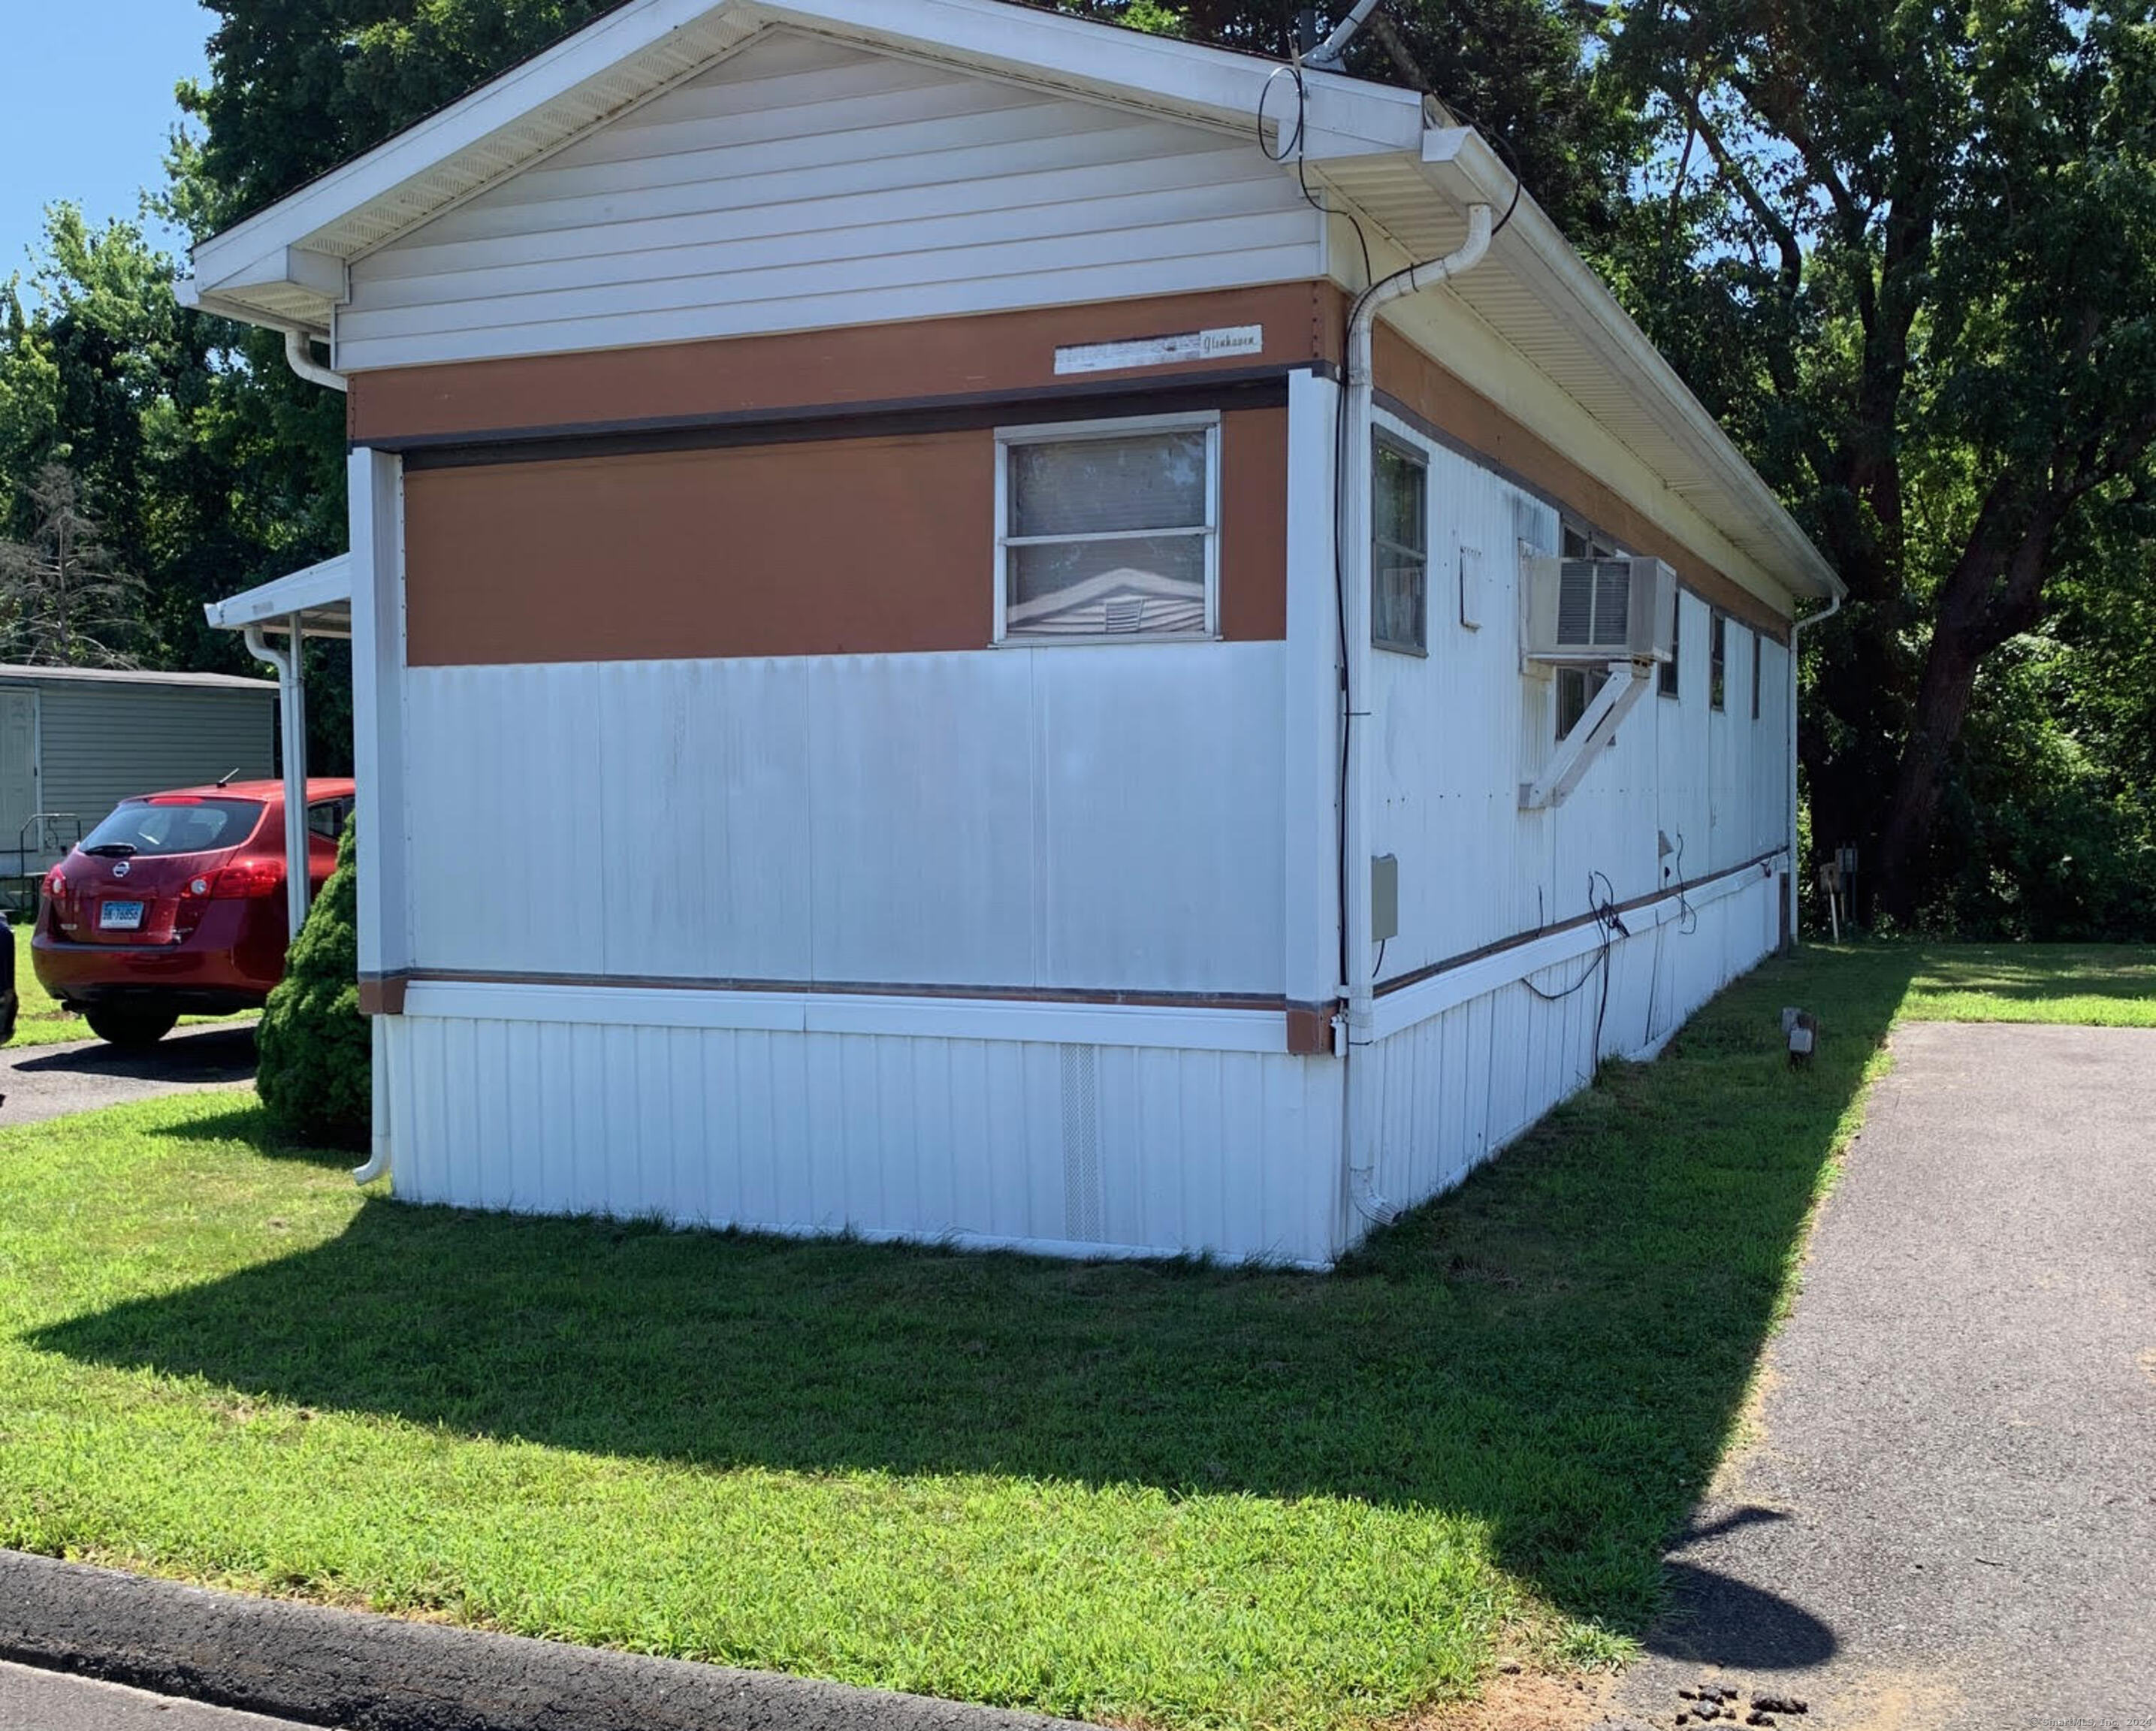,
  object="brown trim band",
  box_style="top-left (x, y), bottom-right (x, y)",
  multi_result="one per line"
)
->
top-left (1373, 848), bottom-right (1786, 998)
top-left (358, 974), bottom-right (407, 1017)
top-left (380, 968), bottom-right (1290, 1013)
top-left (391, 368), bottom-right (1296, 467)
